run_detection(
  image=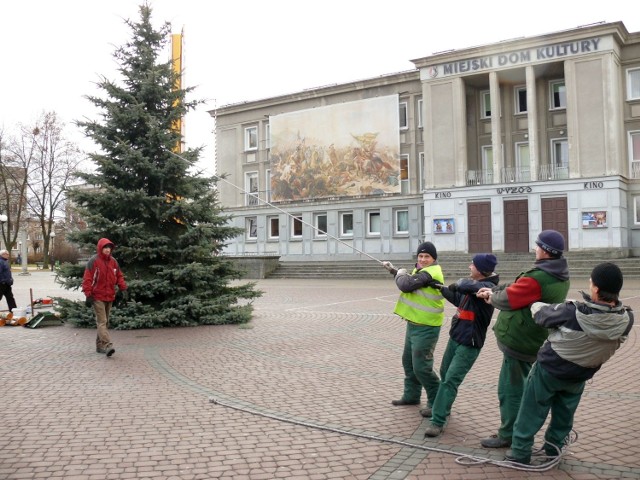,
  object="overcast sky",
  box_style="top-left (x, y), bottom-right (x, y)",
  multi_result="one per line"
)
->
top-left (2, 1), bottom-right (638, 174)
